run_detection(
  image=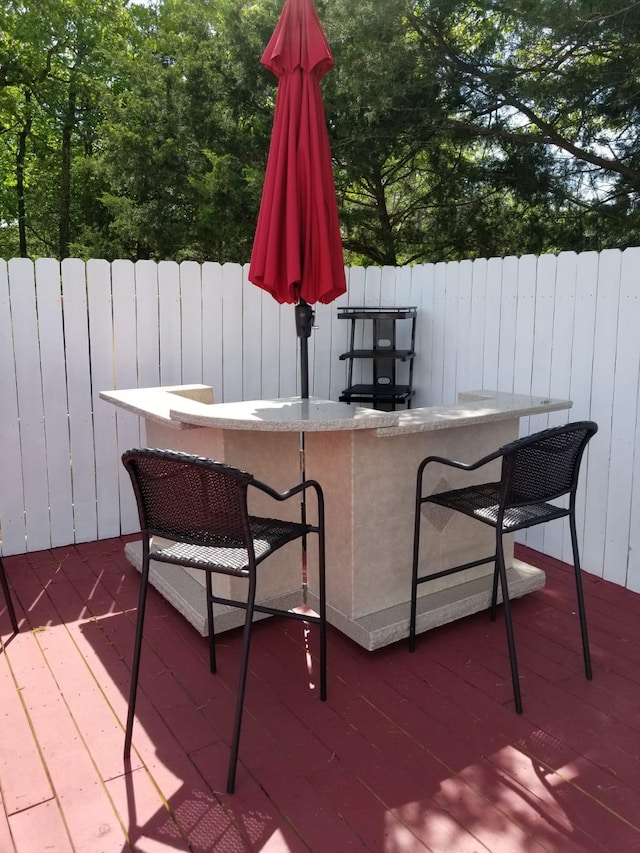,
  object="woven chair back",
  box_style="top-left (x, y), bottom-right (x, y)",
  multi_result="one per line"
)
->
top-left (122, 449), bottom-right (254, 548)
top-left (501, 421), bottom-right (598, 508)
